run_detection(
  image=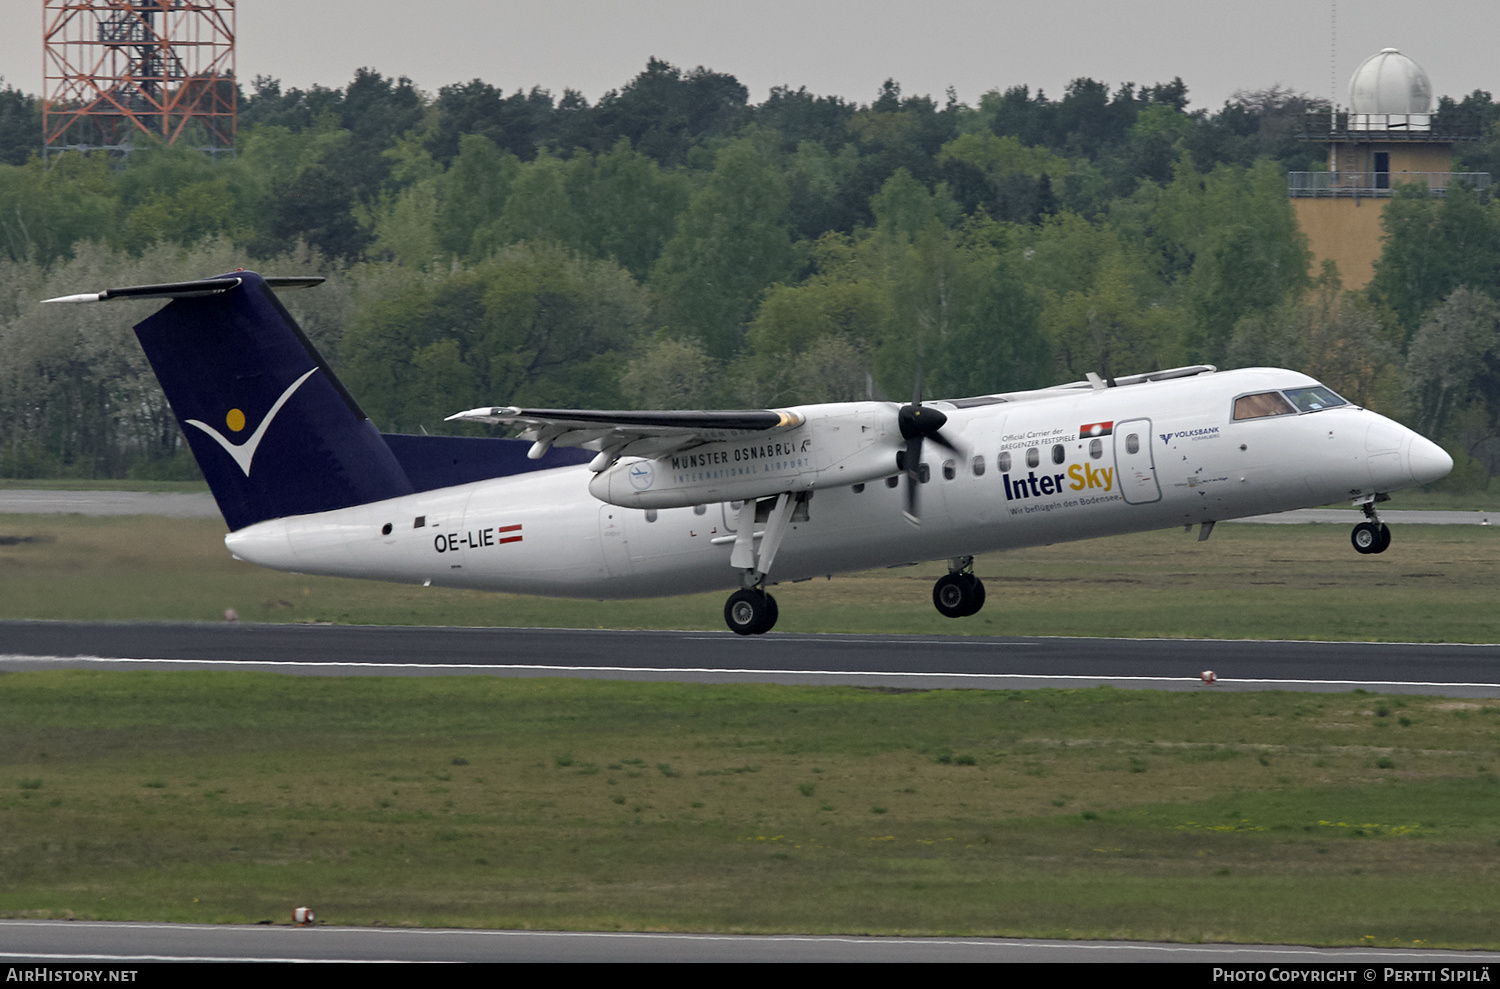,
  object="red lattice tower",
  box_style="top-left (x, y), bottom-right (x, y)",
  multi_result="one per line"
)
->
top-left (43, 1), bottom-right (236, 154)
